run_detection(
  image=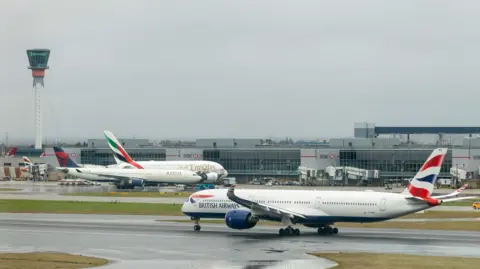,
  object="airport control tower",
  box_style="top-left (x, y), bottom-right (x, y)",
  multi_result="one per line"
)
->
top-left (26, 48), bottom-right (51, 149)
